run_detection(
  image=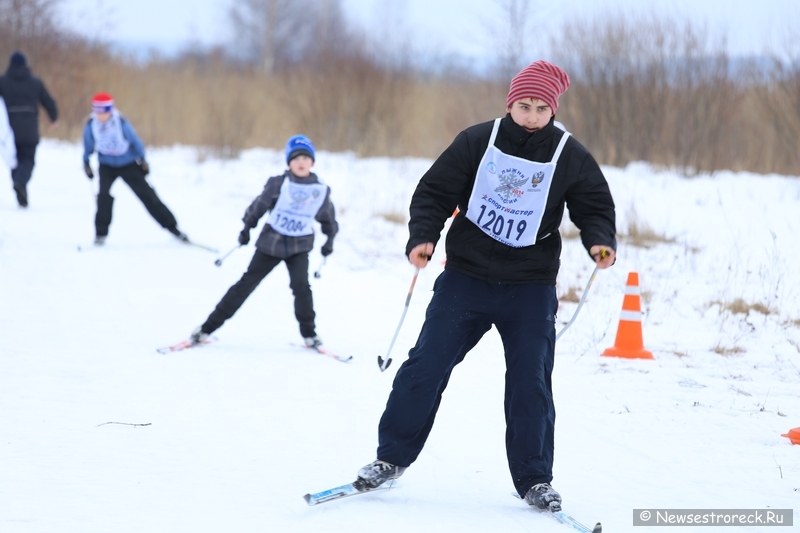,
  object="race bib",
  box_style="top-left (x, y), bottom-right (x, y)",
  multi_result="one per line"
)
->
top-left (466, 118), bottom-right (569, 247)
top-left (91, 110), bottom-right (130, 156)
top-left (267, 177), bottom-right (328, 237)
